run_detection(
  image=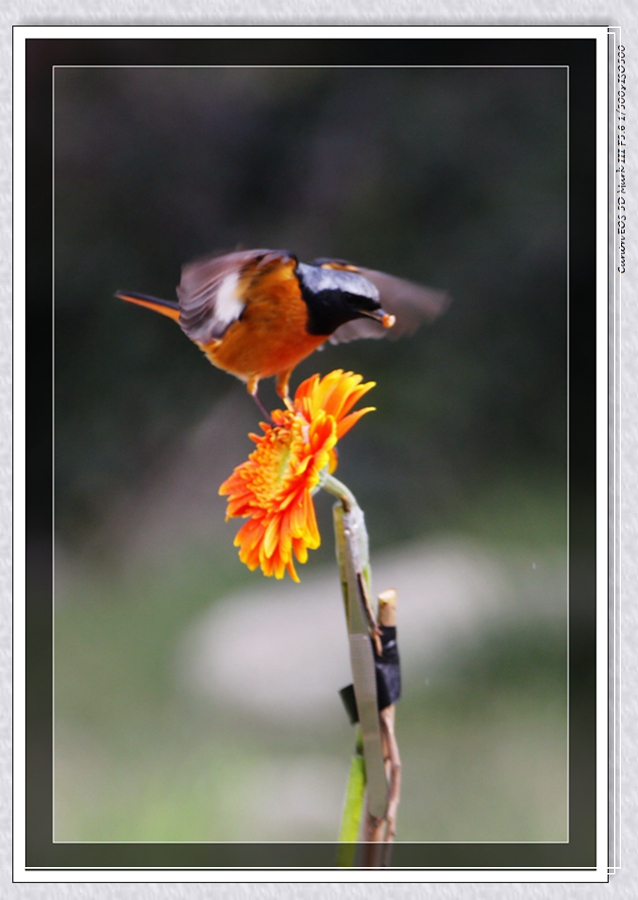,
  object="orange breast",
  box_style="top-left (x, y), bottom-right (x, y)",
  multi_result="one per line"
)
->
top-left (200, 264), bottom-right (325, 381)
